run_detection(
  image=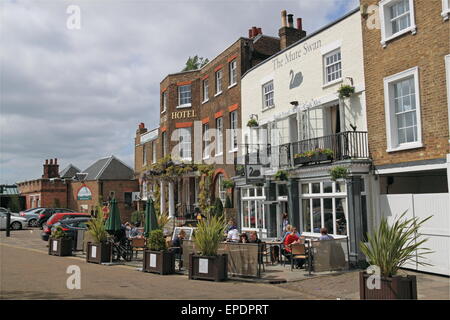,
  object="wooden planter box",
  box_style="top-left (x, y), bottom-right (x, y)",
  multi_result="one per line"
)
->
top-left (48, 237), bottom-right (73, 256)
top-left (86, 242), bottom-right (112, 264)
top-left (294, 156), bottom-right (310, 166)
top-left (359, 272), bottom-right (417, 300)
top-left (188, 253), bottom-right (228, 282)
top-left (312, 153), bottom-right (333, 163)
top-left (143, 249), bottom-right (175, 275)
